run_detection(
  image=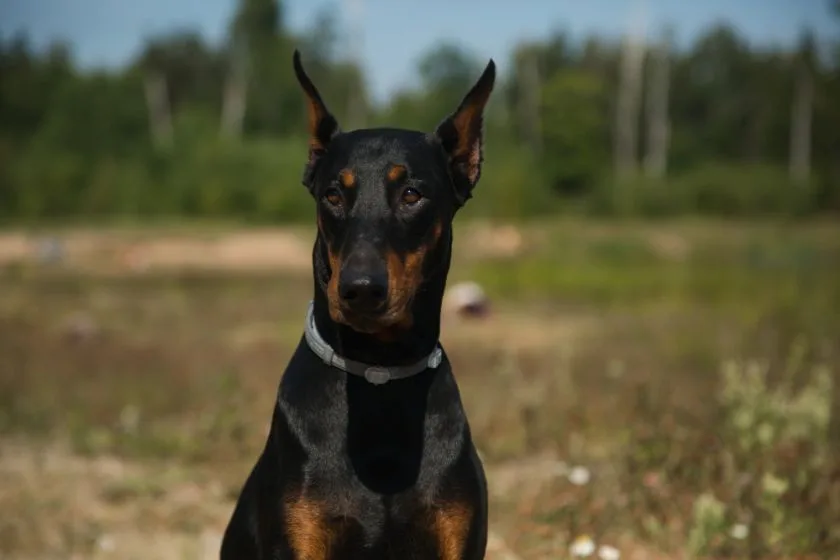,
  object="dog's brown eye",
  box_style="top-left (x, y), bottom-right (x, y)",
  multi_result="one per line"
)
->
top-left (401, 187), bottom-right (422, 205)
top-left (323, 188), bottom-right (342, 207)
